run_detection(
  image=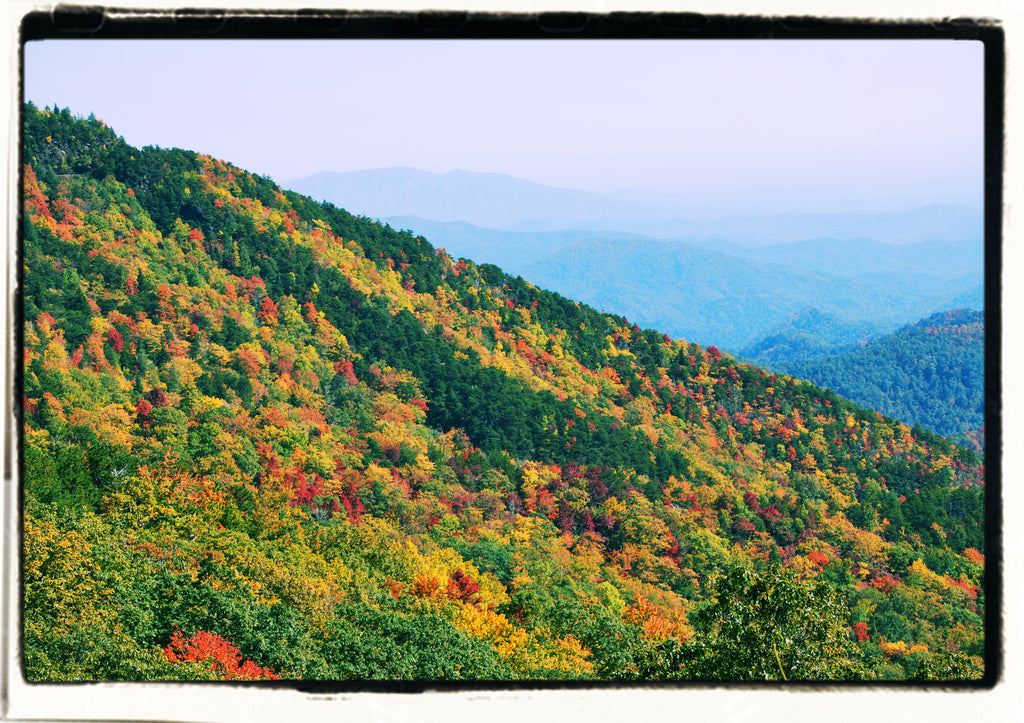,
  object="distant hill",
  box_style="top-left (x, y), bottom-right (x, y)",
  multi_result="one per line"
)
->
top-left (738, 308), bottom-right (886, 365)
top-left (945, 283), bottom-right (985, 310)
top-left (514, 204), bottom-right (984, 247)
top-left (287, 167), bottom-right (653, 230)
top-left (517, 237), bottom-right (901, 349)
top-left (777, 309), bottom-right (985, 440)
top-left (662, 205), bottom-right (984, 248)
top-left (733, 237), bottom-right (984, 281)
top-left (290, 167), bottom-right (983, 246)
top-left (384, 217), bottom-right (983, 353)
top-left (385, 215), bottom-right (645, 274)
